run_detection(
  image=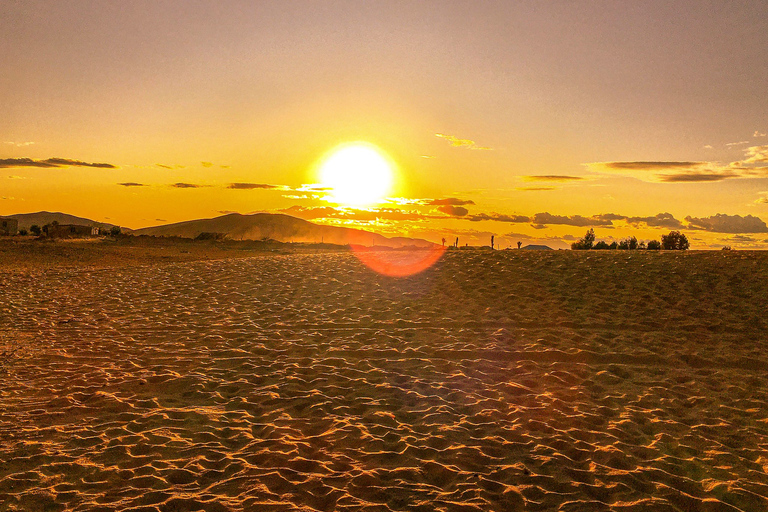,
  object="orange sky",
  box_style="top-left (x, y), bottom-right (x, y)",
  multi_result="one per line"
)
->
top-left (2, 1), bottom-right (768, 249)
